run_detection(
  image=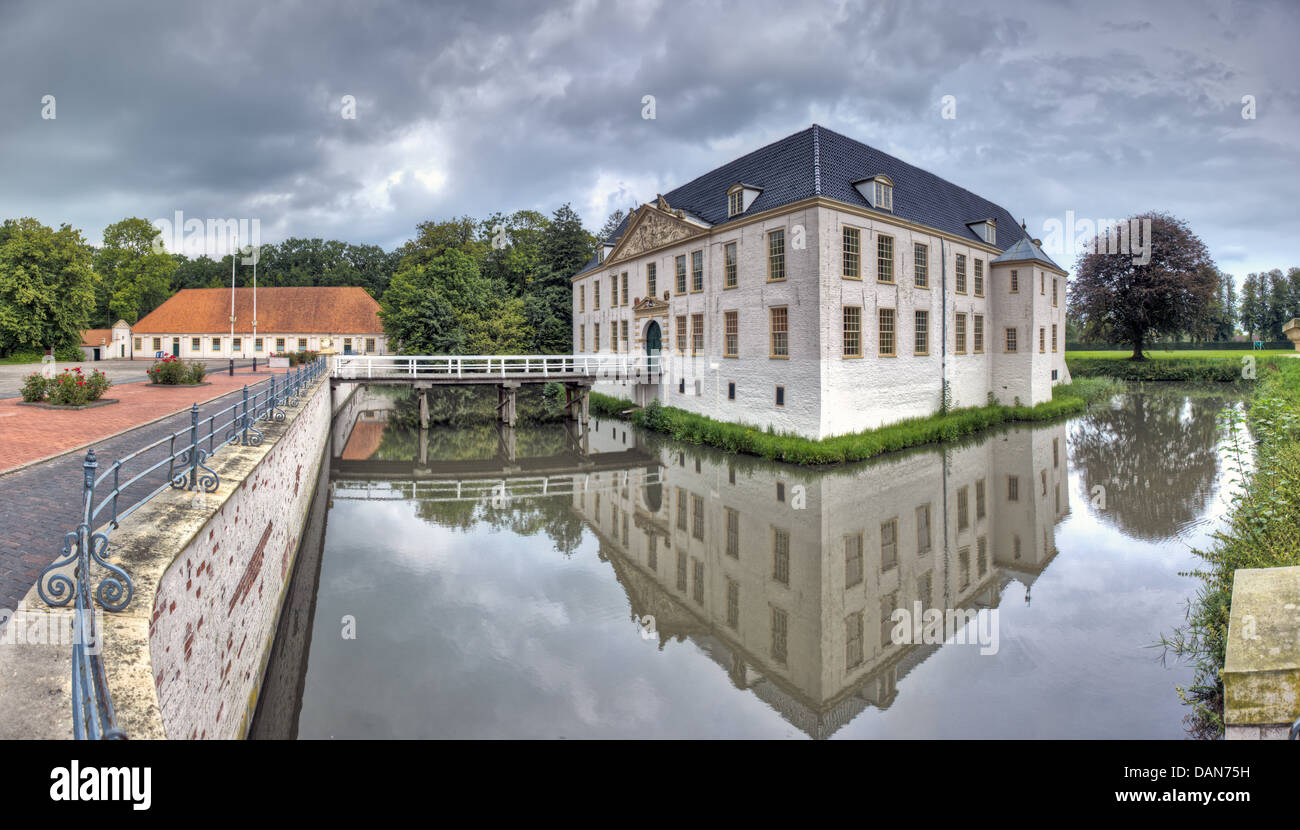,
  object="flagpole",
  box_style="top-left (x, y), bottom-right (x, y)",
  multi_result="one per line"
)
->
top-left (252, 246), bottom-right (258, 367)
top-left (229, 248), bottom-right (236, 356)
